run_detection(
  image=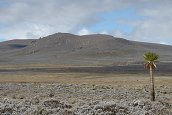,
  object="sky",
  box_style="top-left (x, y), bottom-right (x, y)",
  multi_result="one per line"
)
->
top-left (0, 0), bottom-right (172, 45)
